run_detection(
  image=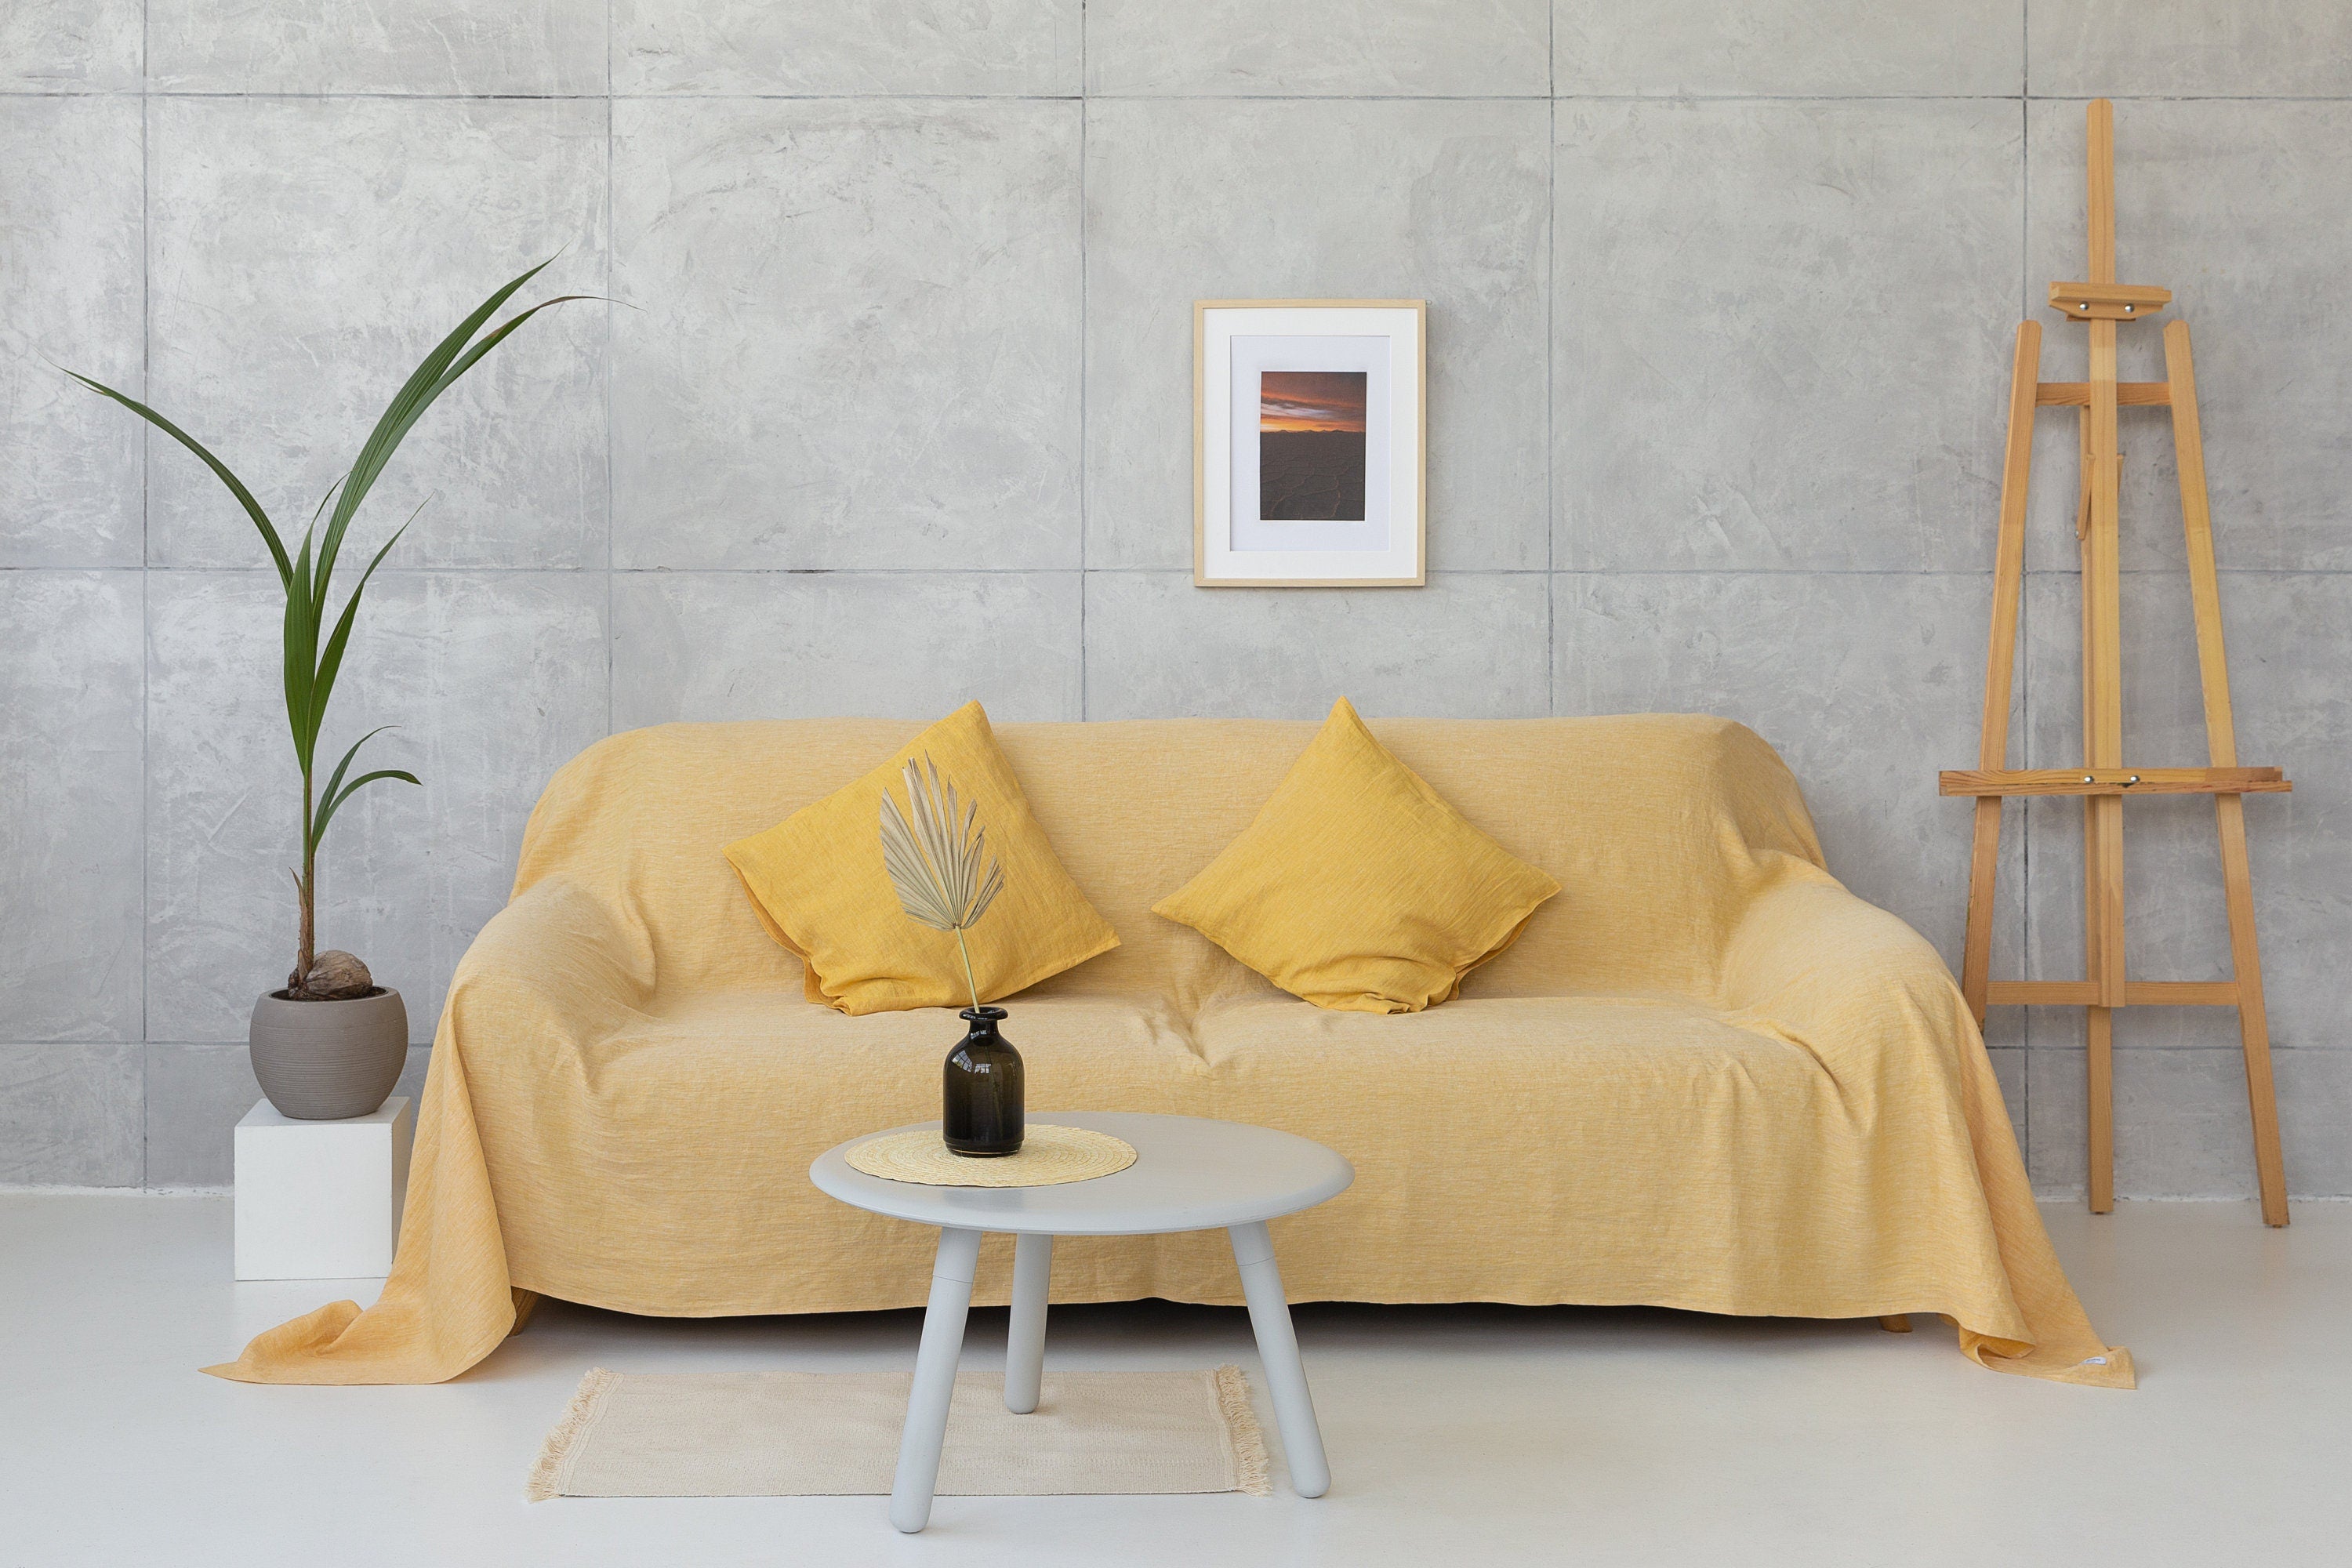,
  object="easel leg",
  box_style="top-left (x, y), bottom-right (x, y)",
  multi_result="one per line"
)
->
top-left (1961, 321), bottom-right (2043, 1025)
top-left (2166, 318), bottom-right (2290, 1229)
top-left (1960, 798), bottom-right (2002, 1025)
top-left (2080, 783), bottom-right (2121, 1215)
top-left (2086, 1007), bottom-right (2116, 1214)
top-left (2080, 281), bottom-right (2125, 1210)
top-left (2216, 796), bottom-right (2290, 1225)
